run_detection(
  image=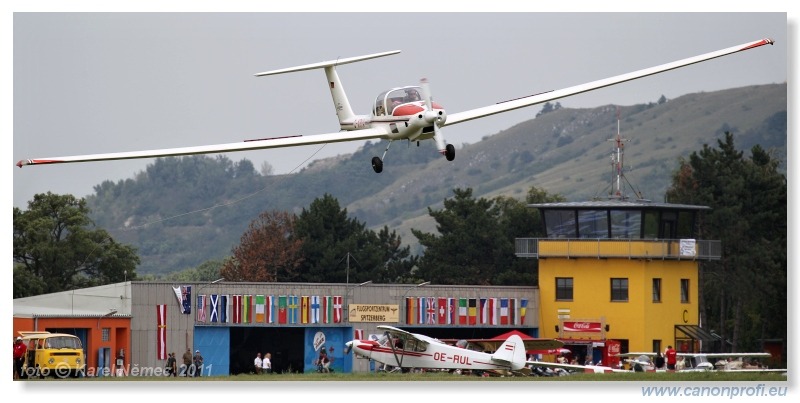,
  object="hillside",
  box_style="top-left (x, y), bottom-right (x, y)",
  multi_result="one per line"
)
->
top-left (84, 83), bottom-right (787, 275)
